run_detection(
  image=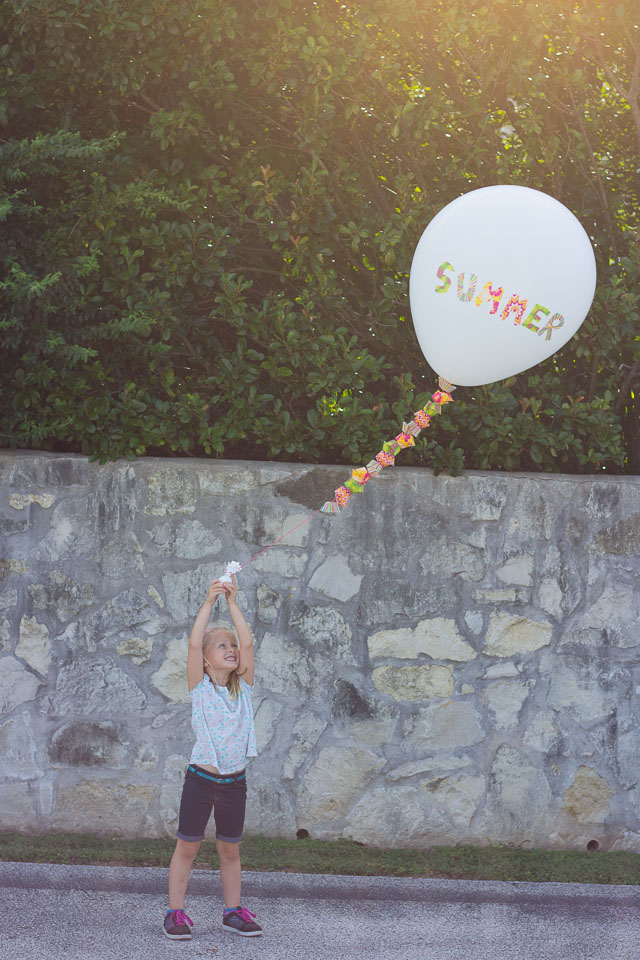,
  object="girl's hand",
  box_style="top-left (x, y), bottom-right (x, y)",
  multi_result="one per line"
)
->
top-left (224, 574), bottom-right (238, 605)
top-left (206, 580), bottom-right (227, 605)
